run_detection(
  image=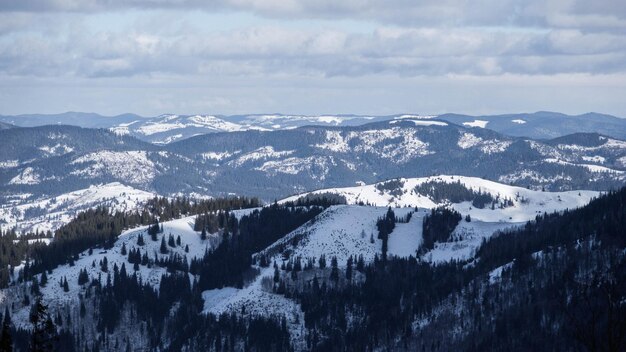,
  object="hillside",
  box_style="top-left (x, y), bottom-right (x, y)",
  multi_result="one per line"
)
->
top-left (437, 111), bottom-right (626, 140)
top-left (1, 121), bottom-right (623, 201)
